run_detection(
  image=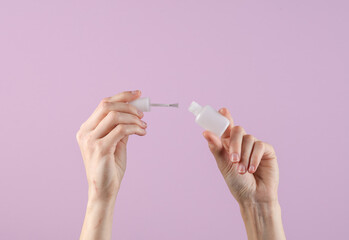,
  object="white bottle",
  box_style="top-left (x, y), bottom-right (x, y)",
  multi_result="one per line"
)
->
top-left (188, 101), bottom-right (230, 137)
